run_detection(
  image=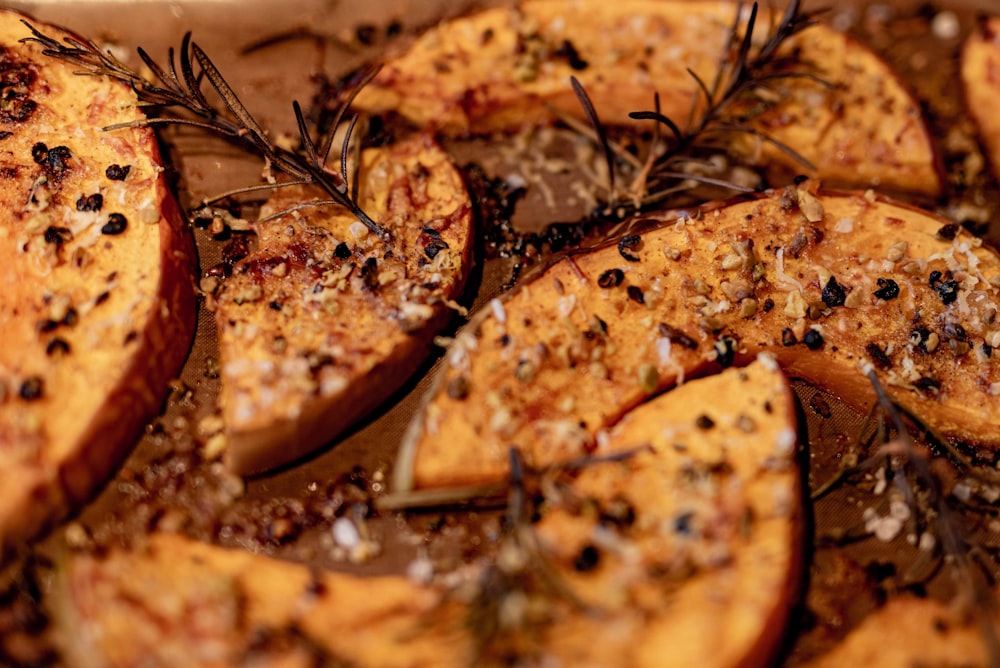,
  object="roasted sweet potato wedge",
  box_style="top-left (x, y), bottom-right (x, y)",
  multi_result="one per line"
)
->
top-left (962, 16), bottom-right (1000, 180)
top-left (0, 11), bottom-right (196, 562)
top-left (50, 532), bottom-right (472, 668)
top-left (356, 0), bottom-right (941, 196)
top-left (53, 362), bottom-right (798, 668)
top-left (398, 187), bottom-right (1000, 491)
top-left (215, 134), bottom-right (472, 475)
top-left (805, 594), bottom-right (1000, 667)
top-left (532, 360), bottom-right (801, 667)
